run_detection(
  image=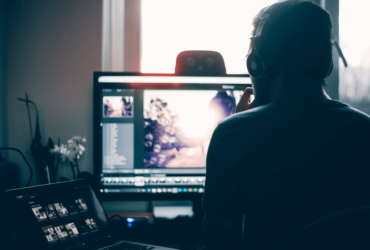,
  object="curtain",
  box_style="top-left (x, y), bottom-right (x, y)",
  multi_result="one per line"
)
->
top-left (102, 0), bottom-right (125, 71)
